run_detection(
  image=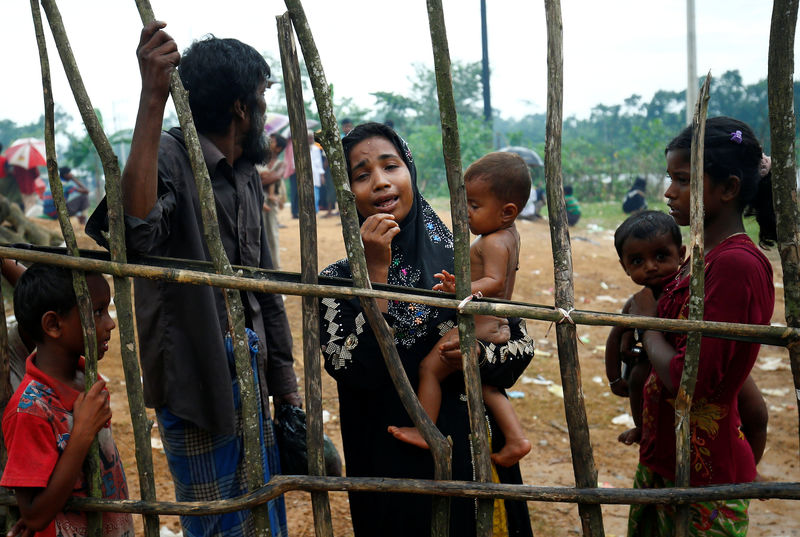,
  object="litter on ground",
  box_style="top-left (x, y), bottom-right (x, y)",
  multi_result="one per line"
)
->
top-left (522, 374), bottom-right (553, 386)
top-left (757, 356), bottom-right (789, 371)
top-left (762, 387), bottom-right (790, 397)
top-left (611, 413), bottom-right (635, 428)
top-left (595, 295), bottom-right (620, 303)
